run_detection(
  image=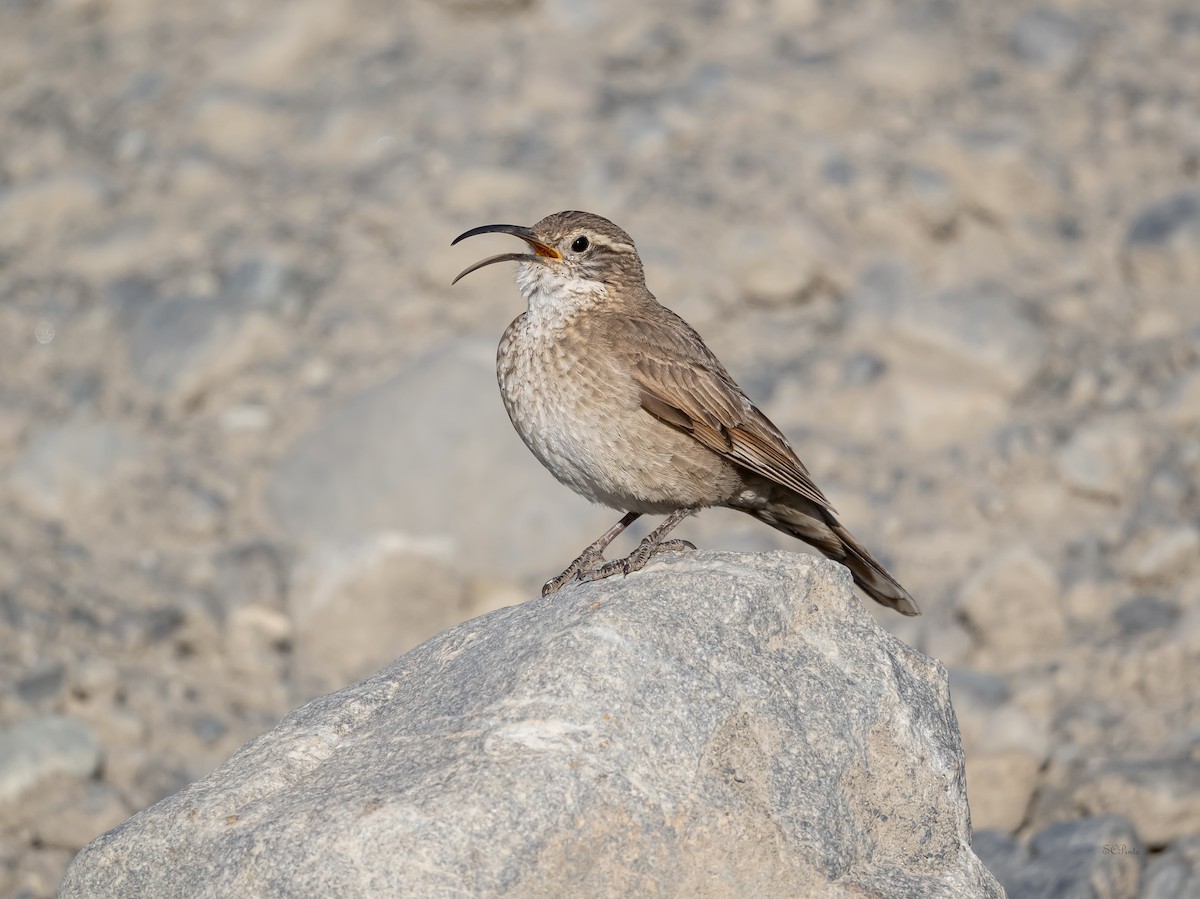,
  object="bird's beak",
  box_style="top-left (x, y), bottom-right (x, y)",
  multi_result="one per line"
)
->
top-left (450, 224), bottom-right (562, 285)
